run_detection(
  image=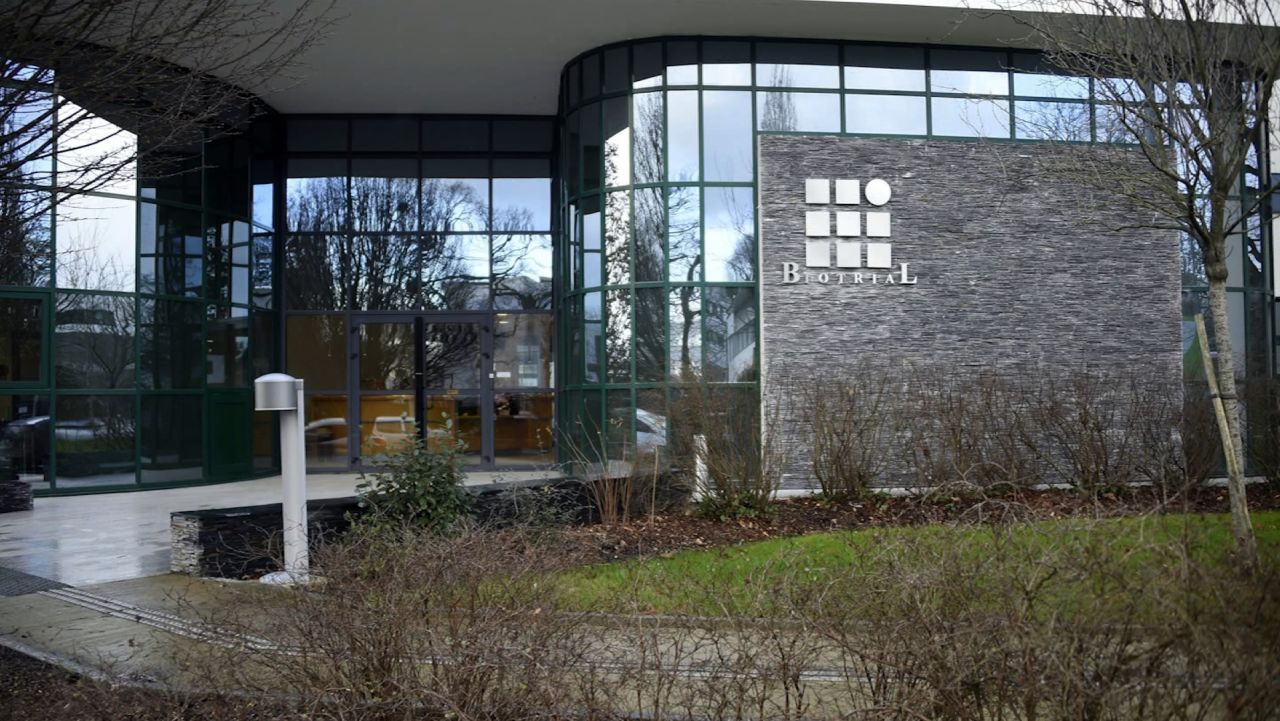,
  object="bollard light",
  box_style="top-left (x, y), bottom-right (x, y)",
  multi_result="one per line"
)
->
top-left (254, 373), bottom-right (308, 584)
